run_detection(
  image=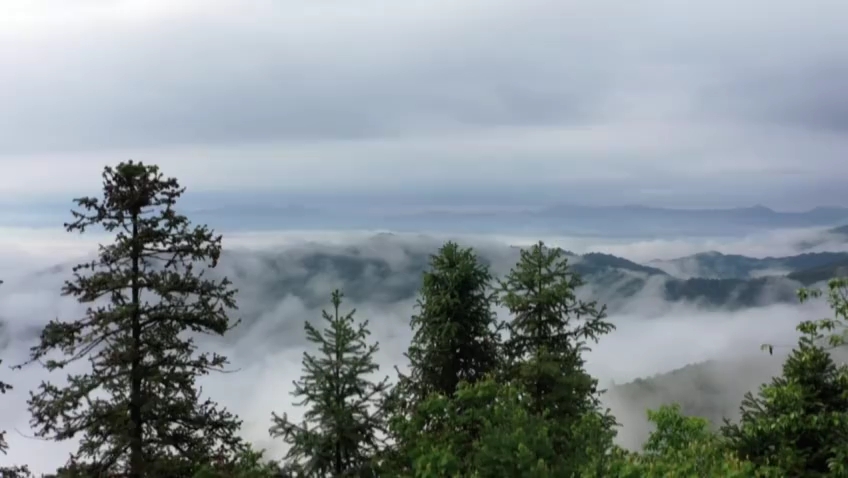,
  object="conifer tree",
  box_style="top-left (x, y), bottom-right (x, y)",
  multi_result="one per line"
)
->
top-left (18, 161), bottom-right (246, 477)
top-left (496, 241), bottom-right (617, 472)
top-left (270, 290), bottom-right (389, 477)
top-left (396, 377), bottom-right (569, 477)
top-left (401, 241), bottom-right (501, 407)
top-left (382, 242), bottom-right (502, 475)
